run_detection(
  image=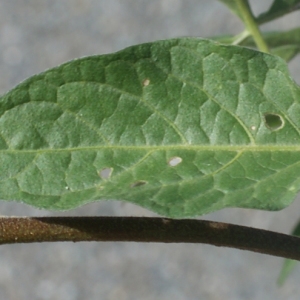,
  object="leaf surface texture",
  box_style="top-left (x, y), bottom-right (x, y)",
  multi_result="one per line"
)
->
top-left (1, 38), bottom-right (300, 217)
